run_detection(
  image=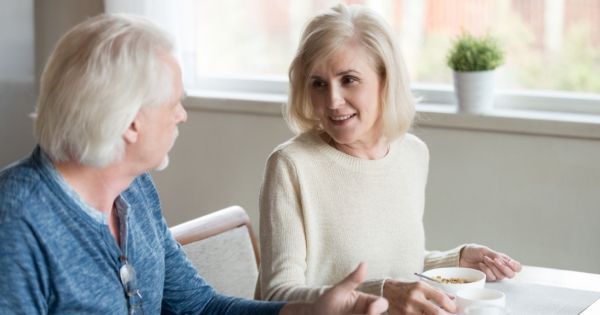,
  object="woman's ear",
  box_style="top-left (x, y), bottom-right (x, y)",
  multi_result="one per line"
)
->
top-left (123, 118), bottom-right (140, 144)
